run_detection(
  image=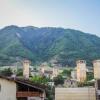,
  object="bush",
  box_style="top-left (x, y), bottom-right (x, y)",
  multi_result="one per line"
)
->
top-left (0, 68), bottom-right (13, 76)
